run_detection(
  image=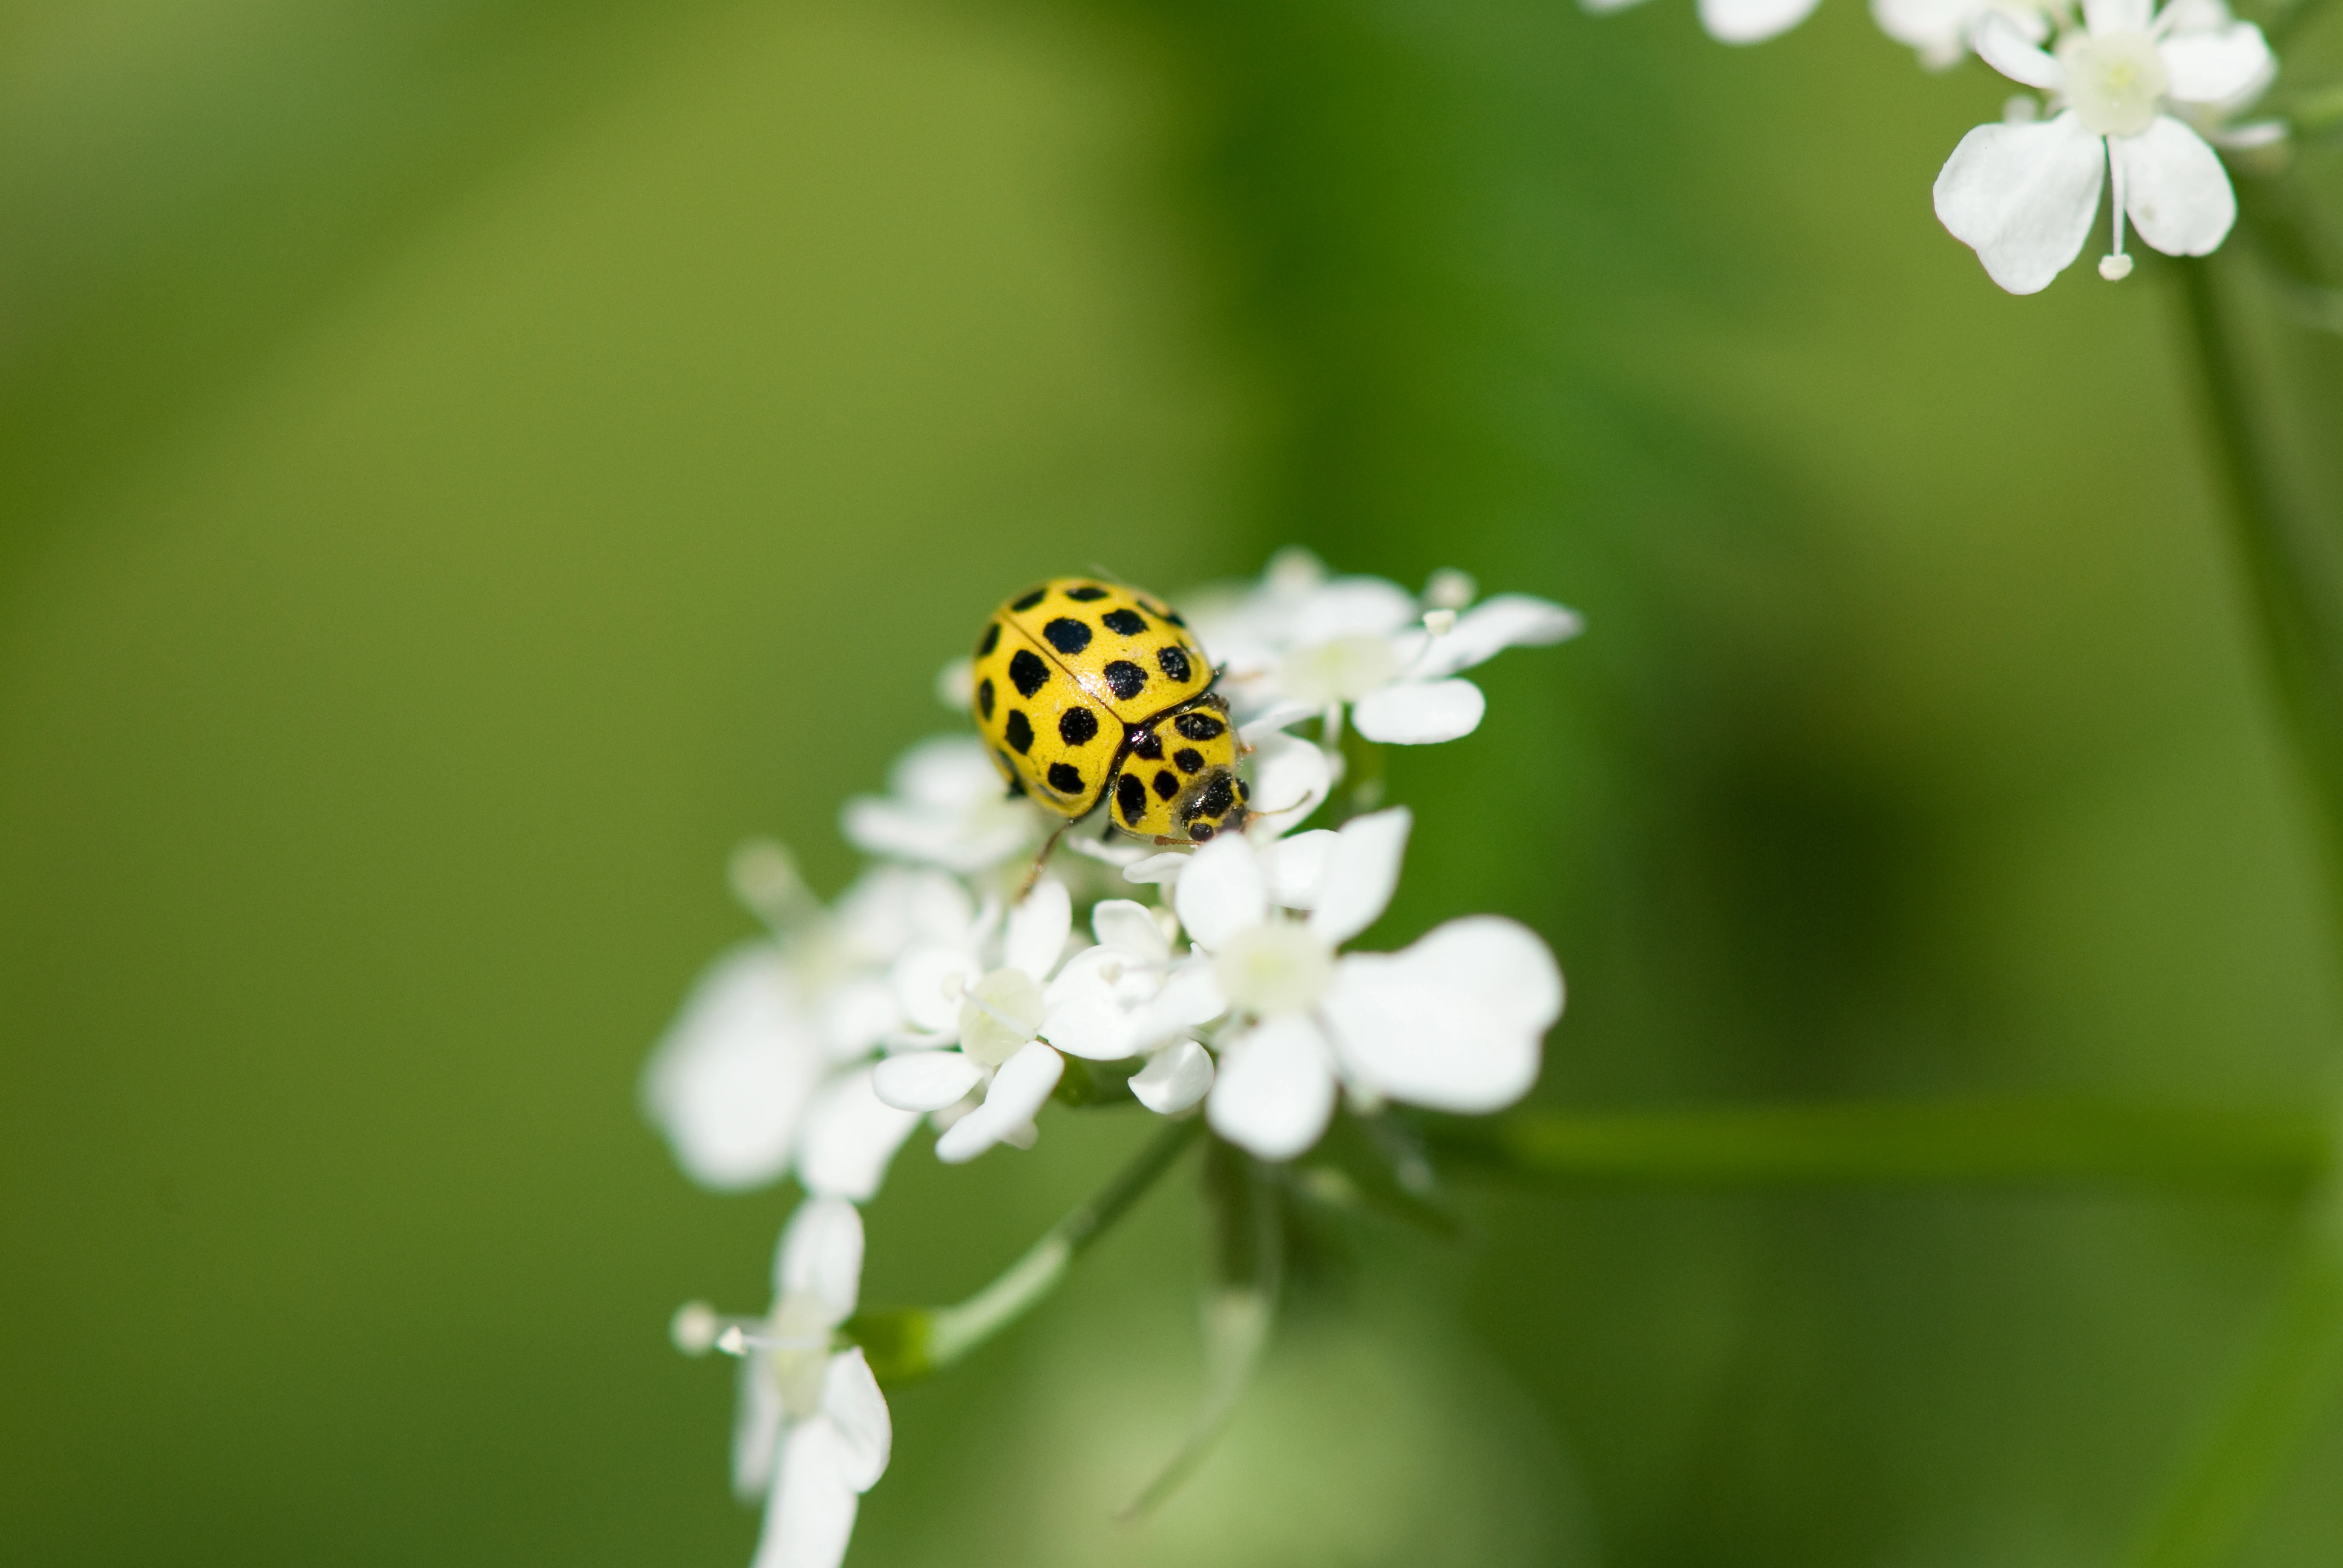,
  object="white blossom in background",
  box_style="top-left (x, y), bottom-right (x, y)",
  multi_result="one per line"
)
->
top-left (1872, 0), bottom-right (2051, 70)
top-left (1170, 806), bottom-right (1565, 1161)
top-left (642, 862), bottom-right (980, 1200)
top-left (841, 734), bottom-right (1040, 874)
top-left (1580, 0), bottom-right (1823, 45)
top-left (700, 1200), bottom-right (892, 1568)
top-left (1185, 549), bottom-right (1581, 748)
top-left (1933, 0), bottom-right (2275, 292)
top-left (870, 877), bottom-right (1083, 1163)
